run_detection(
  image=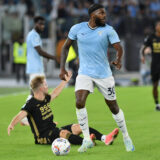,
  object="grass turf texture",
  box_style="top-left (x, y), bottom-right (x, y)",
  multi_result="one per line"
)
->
top-left (0, 86), bottom-right (160, 160)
